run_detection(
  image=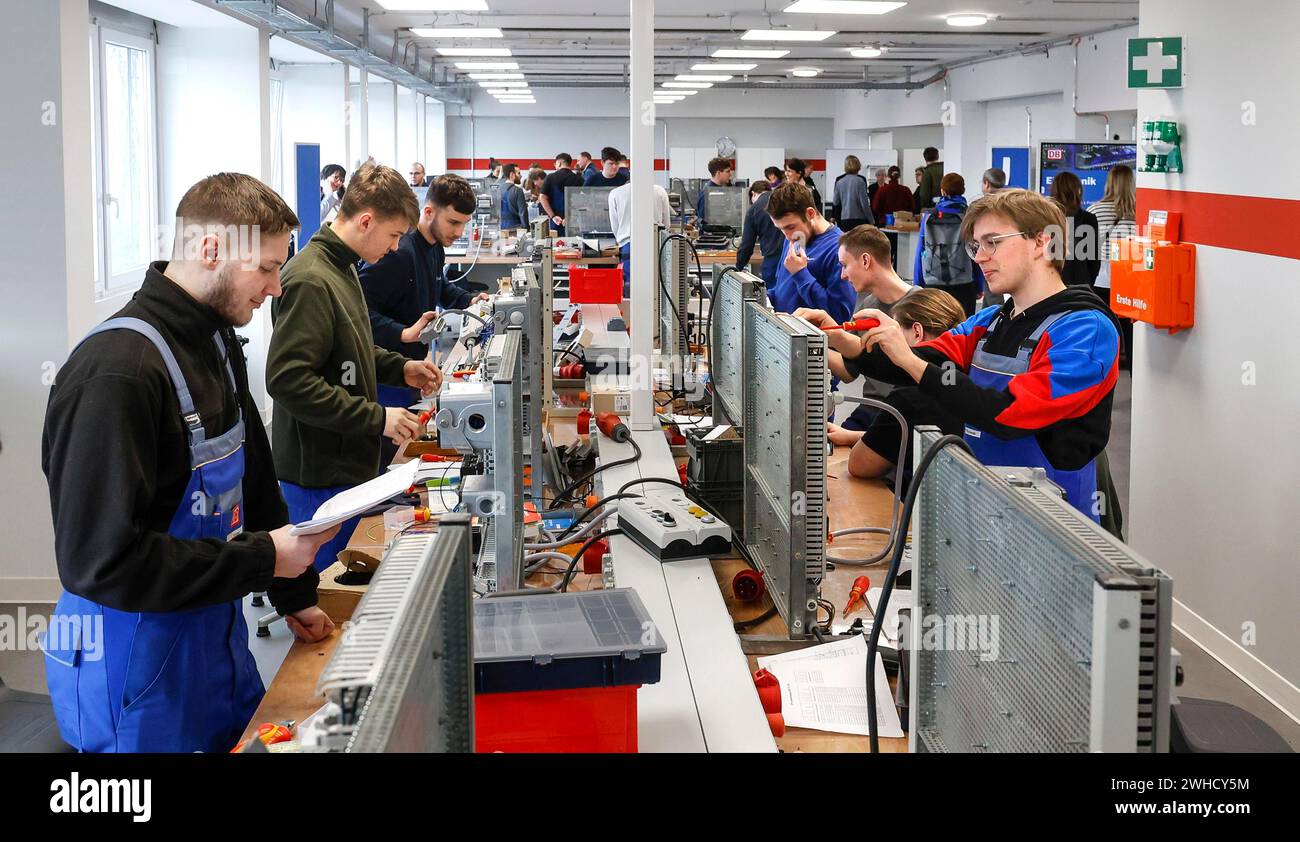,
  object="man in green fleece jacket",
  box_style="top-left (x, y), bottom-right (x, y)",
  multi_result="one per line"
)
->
top-left (916, 146), bottom-right (945, 211)
top-left (268, 162), bottom-right (444, 570)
